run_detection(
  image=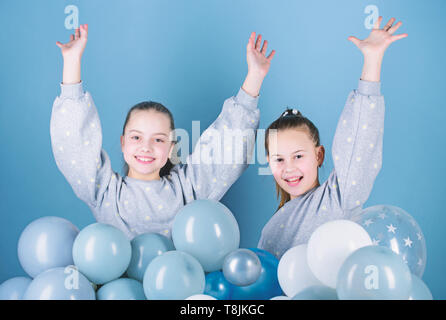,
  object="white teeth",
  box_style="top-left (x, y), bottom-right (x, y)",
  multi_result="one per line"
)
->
top-left (136, 156), bottom-right (153, 162)
top-left (286, 177), bottom-right (302, 182)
